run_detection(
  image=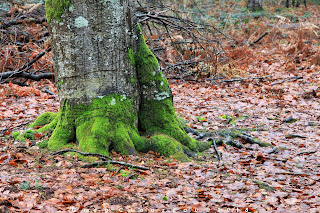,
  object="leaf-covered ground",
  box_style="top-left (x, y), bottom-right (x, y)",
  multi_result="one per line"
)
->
top-left (1, 1), bottom-right (320, 213)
